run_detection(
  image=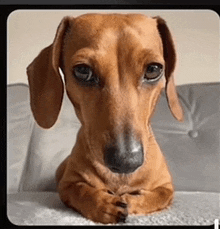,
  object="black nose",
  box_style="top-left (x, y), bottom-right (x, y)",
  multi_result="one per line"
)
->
top-left (104, 136), bottom-right (144, 174)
